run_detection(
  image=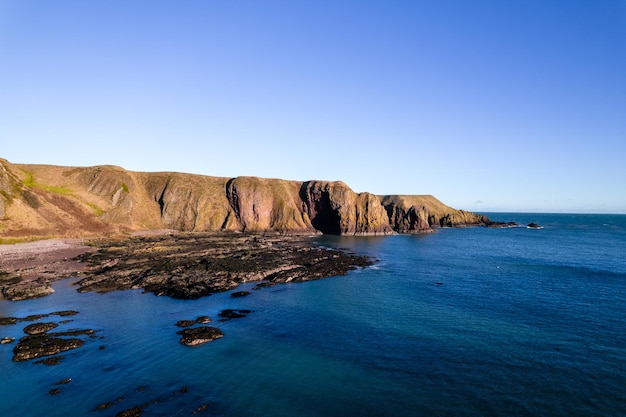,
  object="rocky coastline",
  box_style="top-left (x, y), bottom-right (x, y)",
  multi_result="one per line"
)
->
top-left (0, 231), bottom-right (378, 412)
top-left (0, 232), bottom-right (375, 302)
top-left (0, 156), bottom-right (498, 302)
top-left (0, 233), bottom-right (373, 377)
top-left (0, 158), bottom-right (521, 415)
